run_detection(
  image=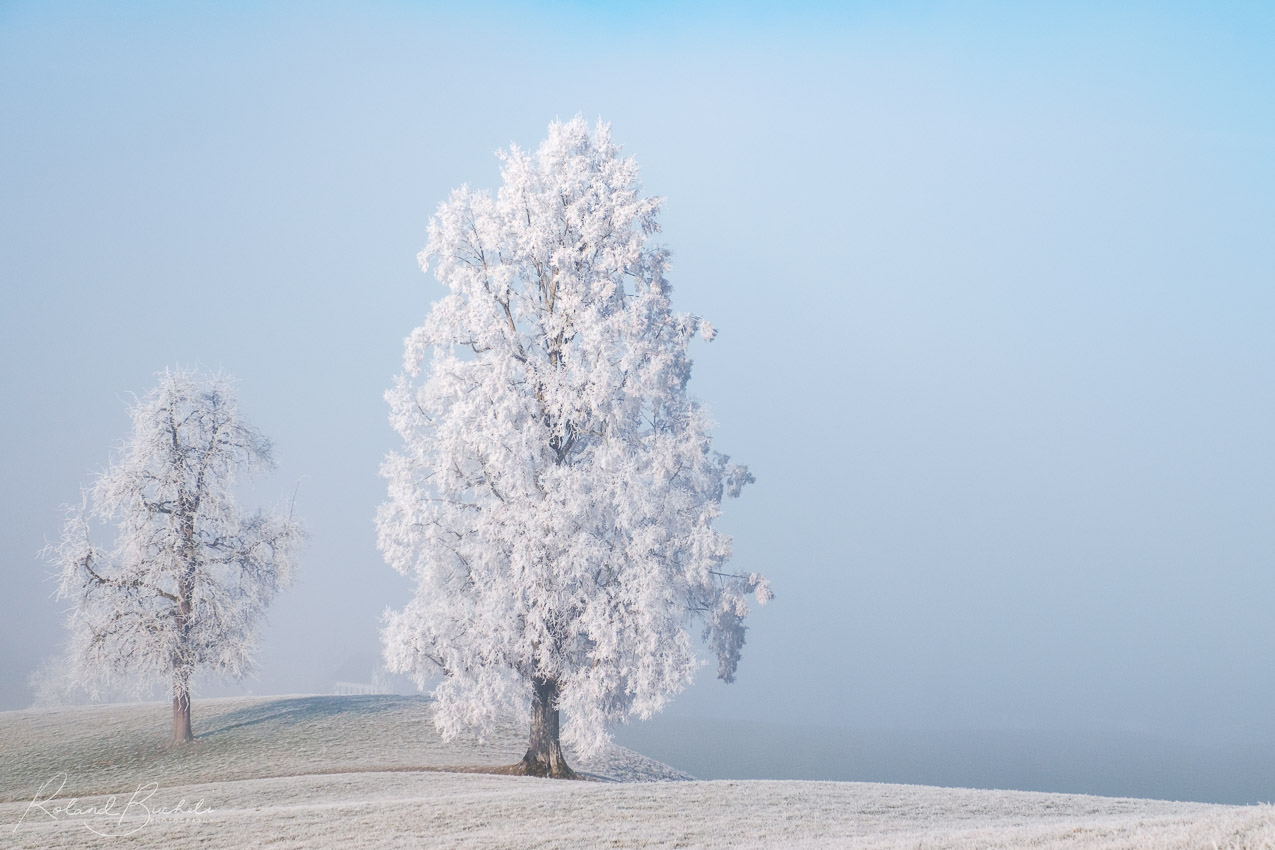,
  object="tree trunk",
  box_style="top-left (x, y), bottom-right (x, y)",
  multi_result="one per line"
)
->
top-left (518, 676), bottom-right (576, 778)
top-left (172, 528), bottom-right (196, 746)
top-left (170, 670), bottom-right (193, 745)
